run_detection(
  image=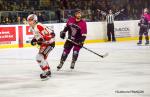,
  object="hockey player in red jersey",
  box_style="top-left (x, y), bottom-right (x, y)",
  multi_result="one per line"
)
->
top-left (27, 14), bottom-right (55, 80)
top-left (57, 9), bottom-right (87, 70)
